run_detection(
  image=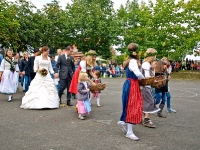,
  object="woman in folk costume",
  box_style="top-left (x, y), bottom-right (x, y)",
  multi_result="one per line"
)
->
top-left (118, 43), bottom-right (144, 141)
top-left (20, 46), bottom-right (59, 109)
top-left (0, 49), bottom-right (19, 102)
top-left (141, 48), bottom-right (160, 128)
top-left (69, 50), bottom-right (97, 94)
